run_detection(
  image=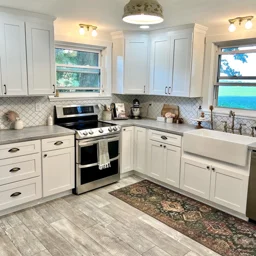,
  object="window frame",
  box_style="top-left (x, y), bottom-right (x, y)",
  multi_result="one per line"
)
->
top-left (55, 44), bottom-right (104, 95)
top-left (214, 43), bottom-right (256, 110)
